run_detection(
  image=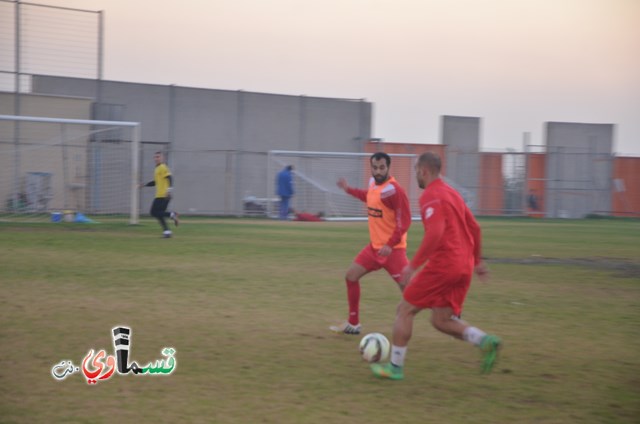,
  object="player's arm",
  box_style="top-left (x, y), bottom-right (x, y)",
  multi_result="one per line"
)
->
top-left (337, 178), bottom-right (367, 202)
top-left (381, 182), bottom-right (412, 248)
top-left (409, 199), bottom-right (445, 269)
top-left (465, 206), bottom-right (481, 265)
top-left (465, 206), bottom-right (489, 281)
top-left (166, 174), bottom-right (174, 196)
